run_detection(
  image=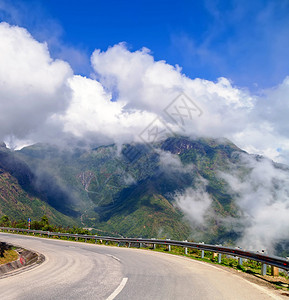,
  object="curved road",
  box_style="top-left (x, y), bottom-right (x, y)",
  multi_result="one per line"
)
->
top-left (0, 233), bottom-right (285, 300)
